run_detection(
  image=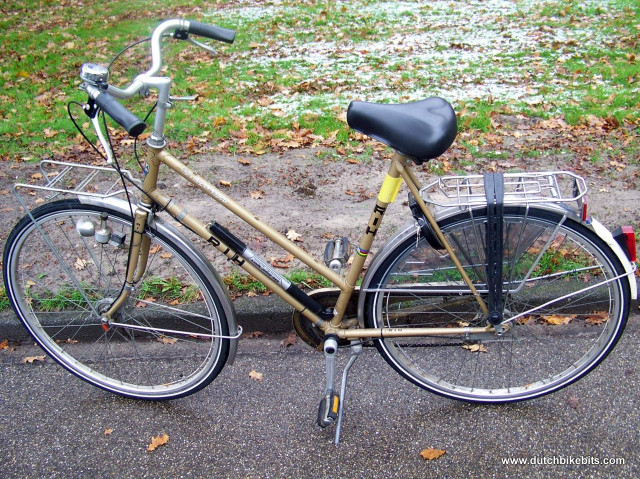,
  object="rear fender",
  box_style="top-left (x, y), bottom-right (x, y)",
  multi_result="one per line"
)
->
top-left (357, 209), bottom-right (638, 327)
